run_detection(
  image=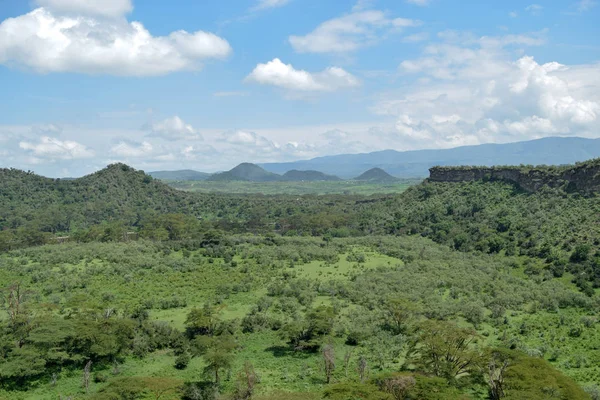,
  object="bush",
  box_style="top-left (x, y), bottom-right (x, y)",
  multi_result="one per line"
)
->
top-left (174, 353), bottom-right (190, 370)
